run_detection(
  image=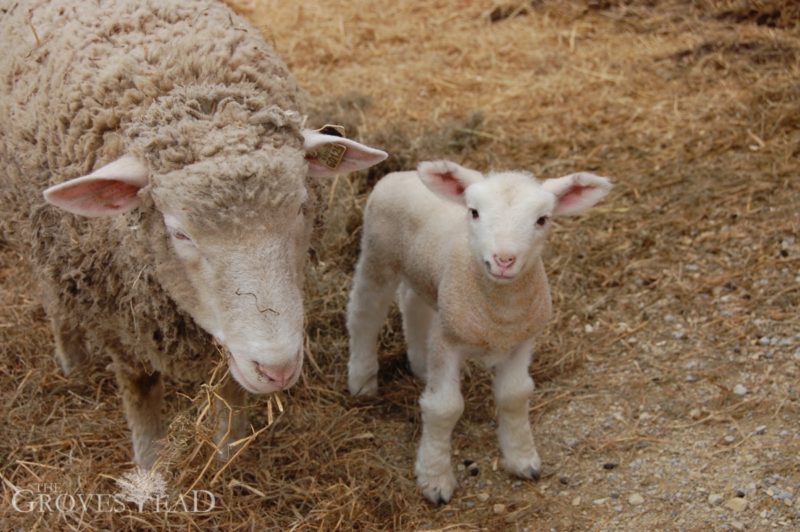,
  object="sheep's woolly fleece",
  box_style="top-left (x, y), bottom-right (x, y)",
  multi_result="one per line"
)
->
top-left (0, 0), bottom-right (311, 380)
